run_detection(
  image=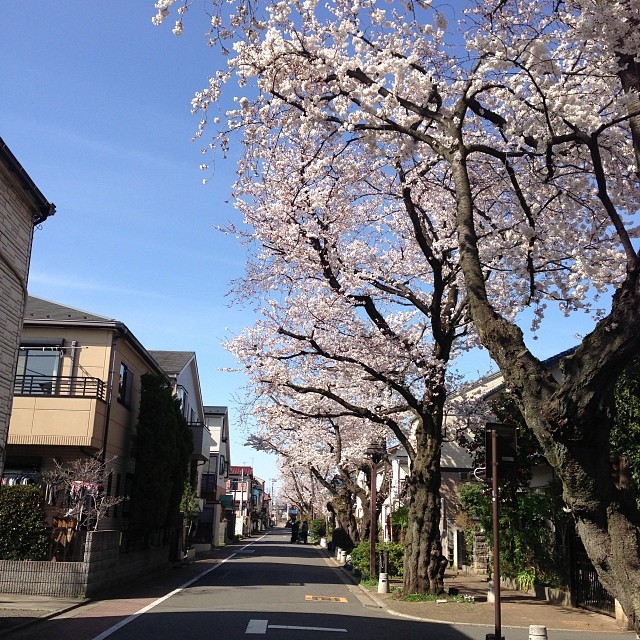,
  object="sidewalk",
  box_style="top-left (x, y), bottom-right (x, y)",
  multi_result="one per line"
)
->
top-left (336, 559), bottom-right (636, 635)
top-left (372, 573), bottom-right (633, 634)
top-left (0, 541), bottom-right (243, 637)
